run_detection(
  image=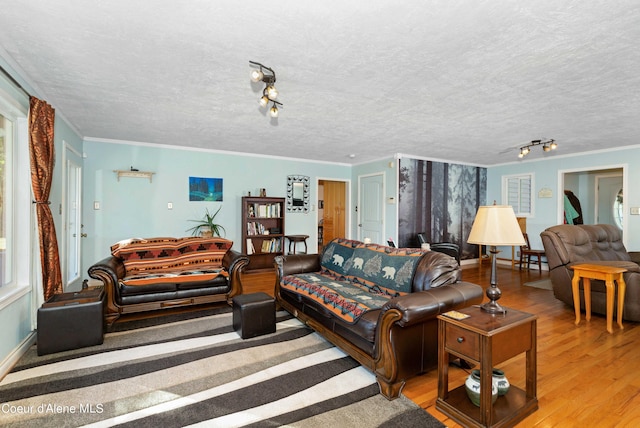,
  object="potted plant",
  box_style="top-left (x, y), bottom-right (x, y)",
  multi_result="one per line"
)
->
top-left (186, 206), bottom-right (226, 237)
